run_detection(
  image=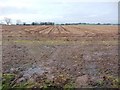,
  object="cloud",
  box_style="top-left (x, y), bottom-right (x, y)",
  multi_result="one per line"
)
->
top-left (0, 13), bottom-right (64, 23)
top-left (0, 0), bottom-right (118, 24)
